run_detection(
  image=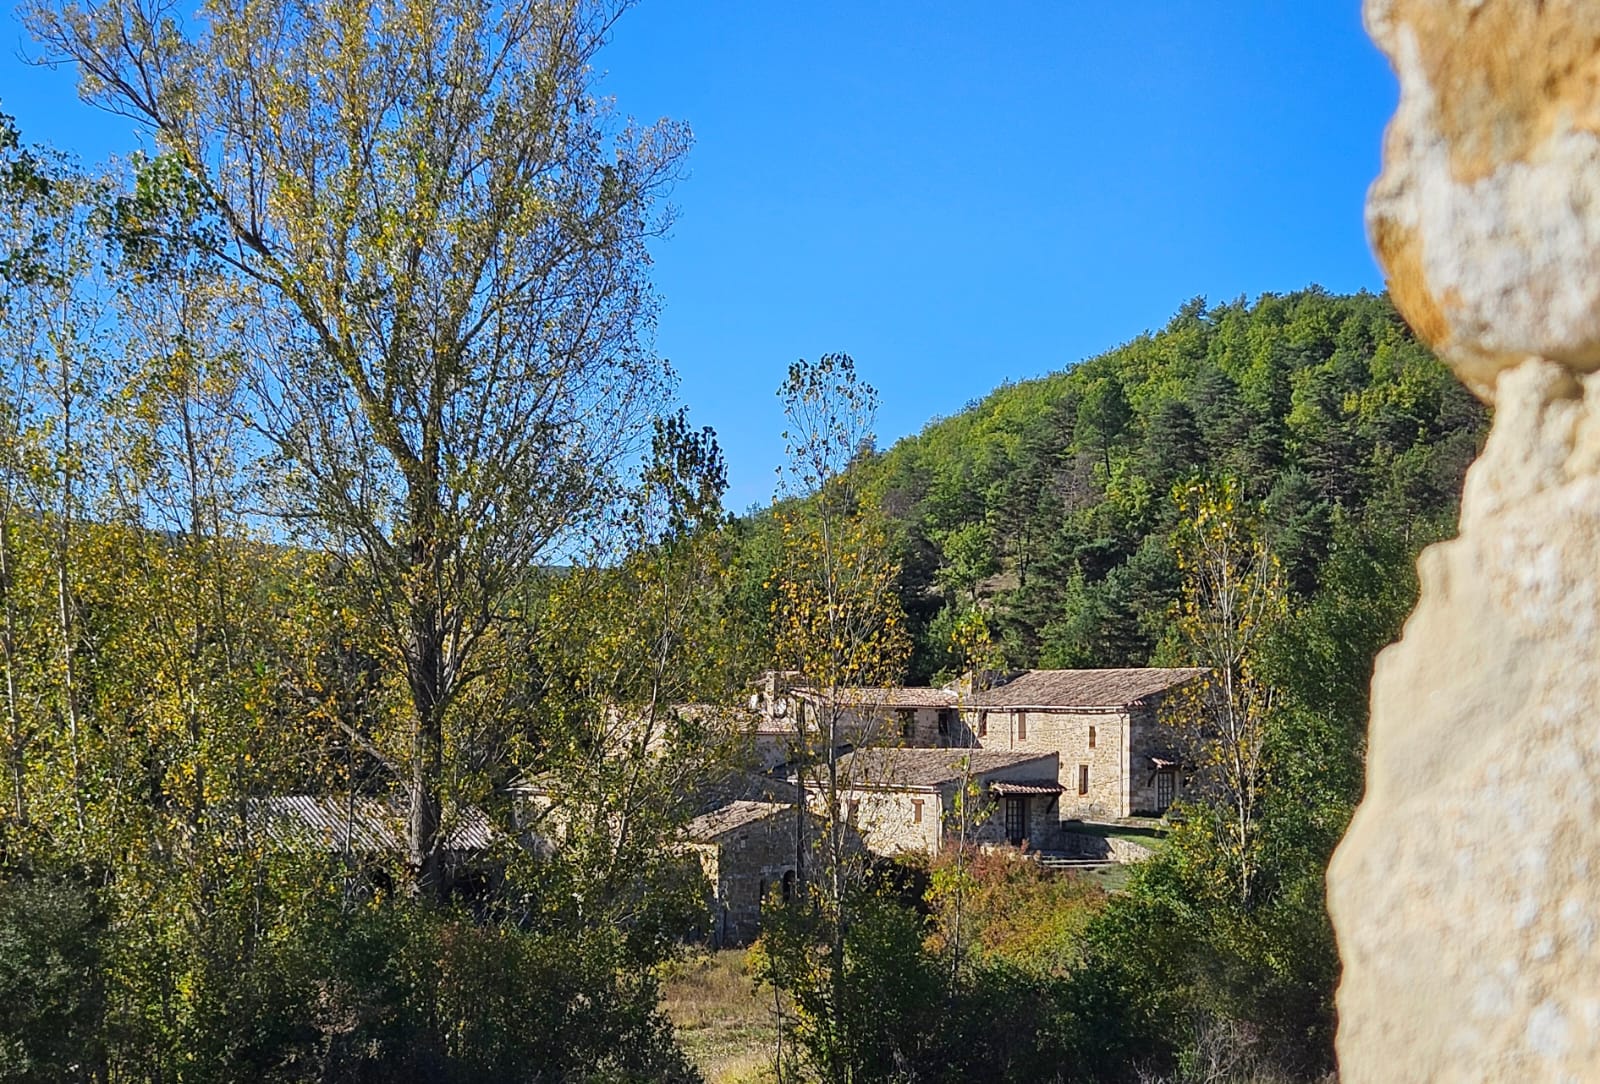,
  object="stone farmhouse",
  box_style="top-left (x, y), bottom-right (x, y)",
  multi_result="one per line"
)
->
top-left (681, 666), bottom-right (1205, 943)
top-left (683, 800), bottom-right (806, 947)
top-left (964, 667), bottom-right (1207, 820)
top-left (747, 670), bottom-right (960, 770)
top-left (736, 667), bottom-right (1202, 853)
